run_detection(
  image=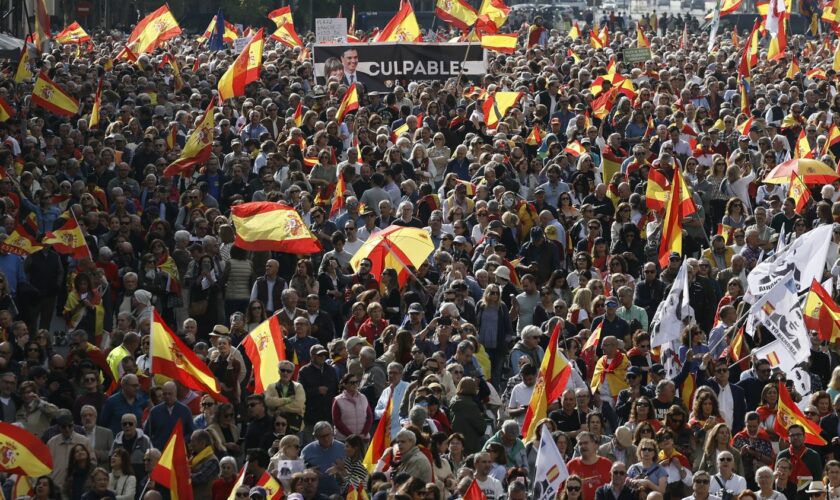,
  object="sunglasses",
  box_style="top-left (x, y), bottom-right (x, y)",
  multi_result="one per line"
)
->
top-left (566, 486), bottom-right (581, 492)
